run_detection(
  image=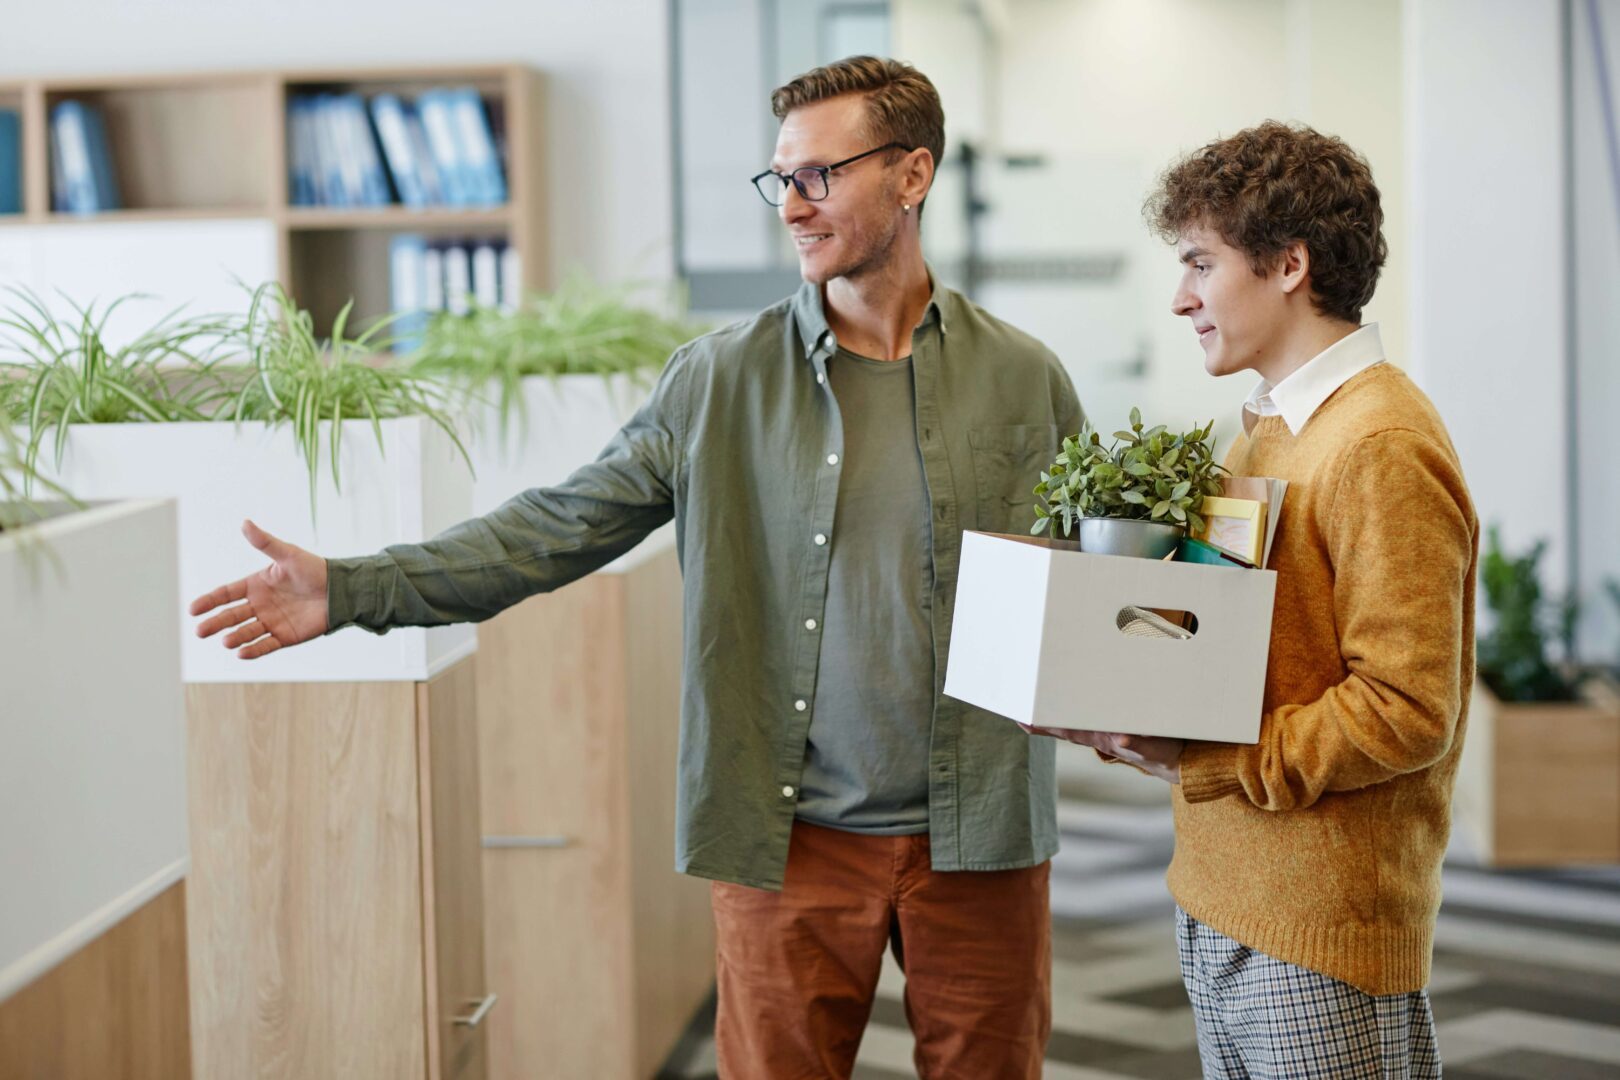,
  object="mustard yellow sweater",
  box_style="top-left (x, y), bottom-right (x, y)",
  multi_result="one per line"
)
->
top-left (1172, 362), bottom-right (1479, 996)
